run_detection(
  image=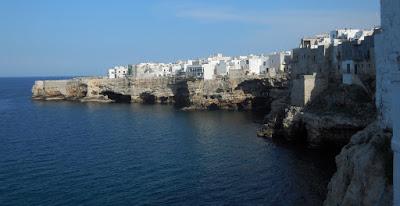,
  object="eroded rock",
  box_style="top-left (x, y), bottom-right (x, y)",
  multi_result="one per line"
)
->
top-left (324, 122), bottom-right (393, 206)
